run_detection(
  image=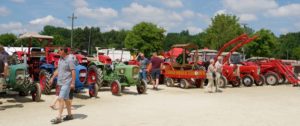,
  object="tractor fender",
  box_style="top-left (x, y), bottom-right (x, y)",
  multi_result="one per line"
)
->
top-left (40, 64), bottom-right (55, 73)
top-left (88, 61), bottom-right (104, 70)
top-left (75, 65), bottom-right (87, 90)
